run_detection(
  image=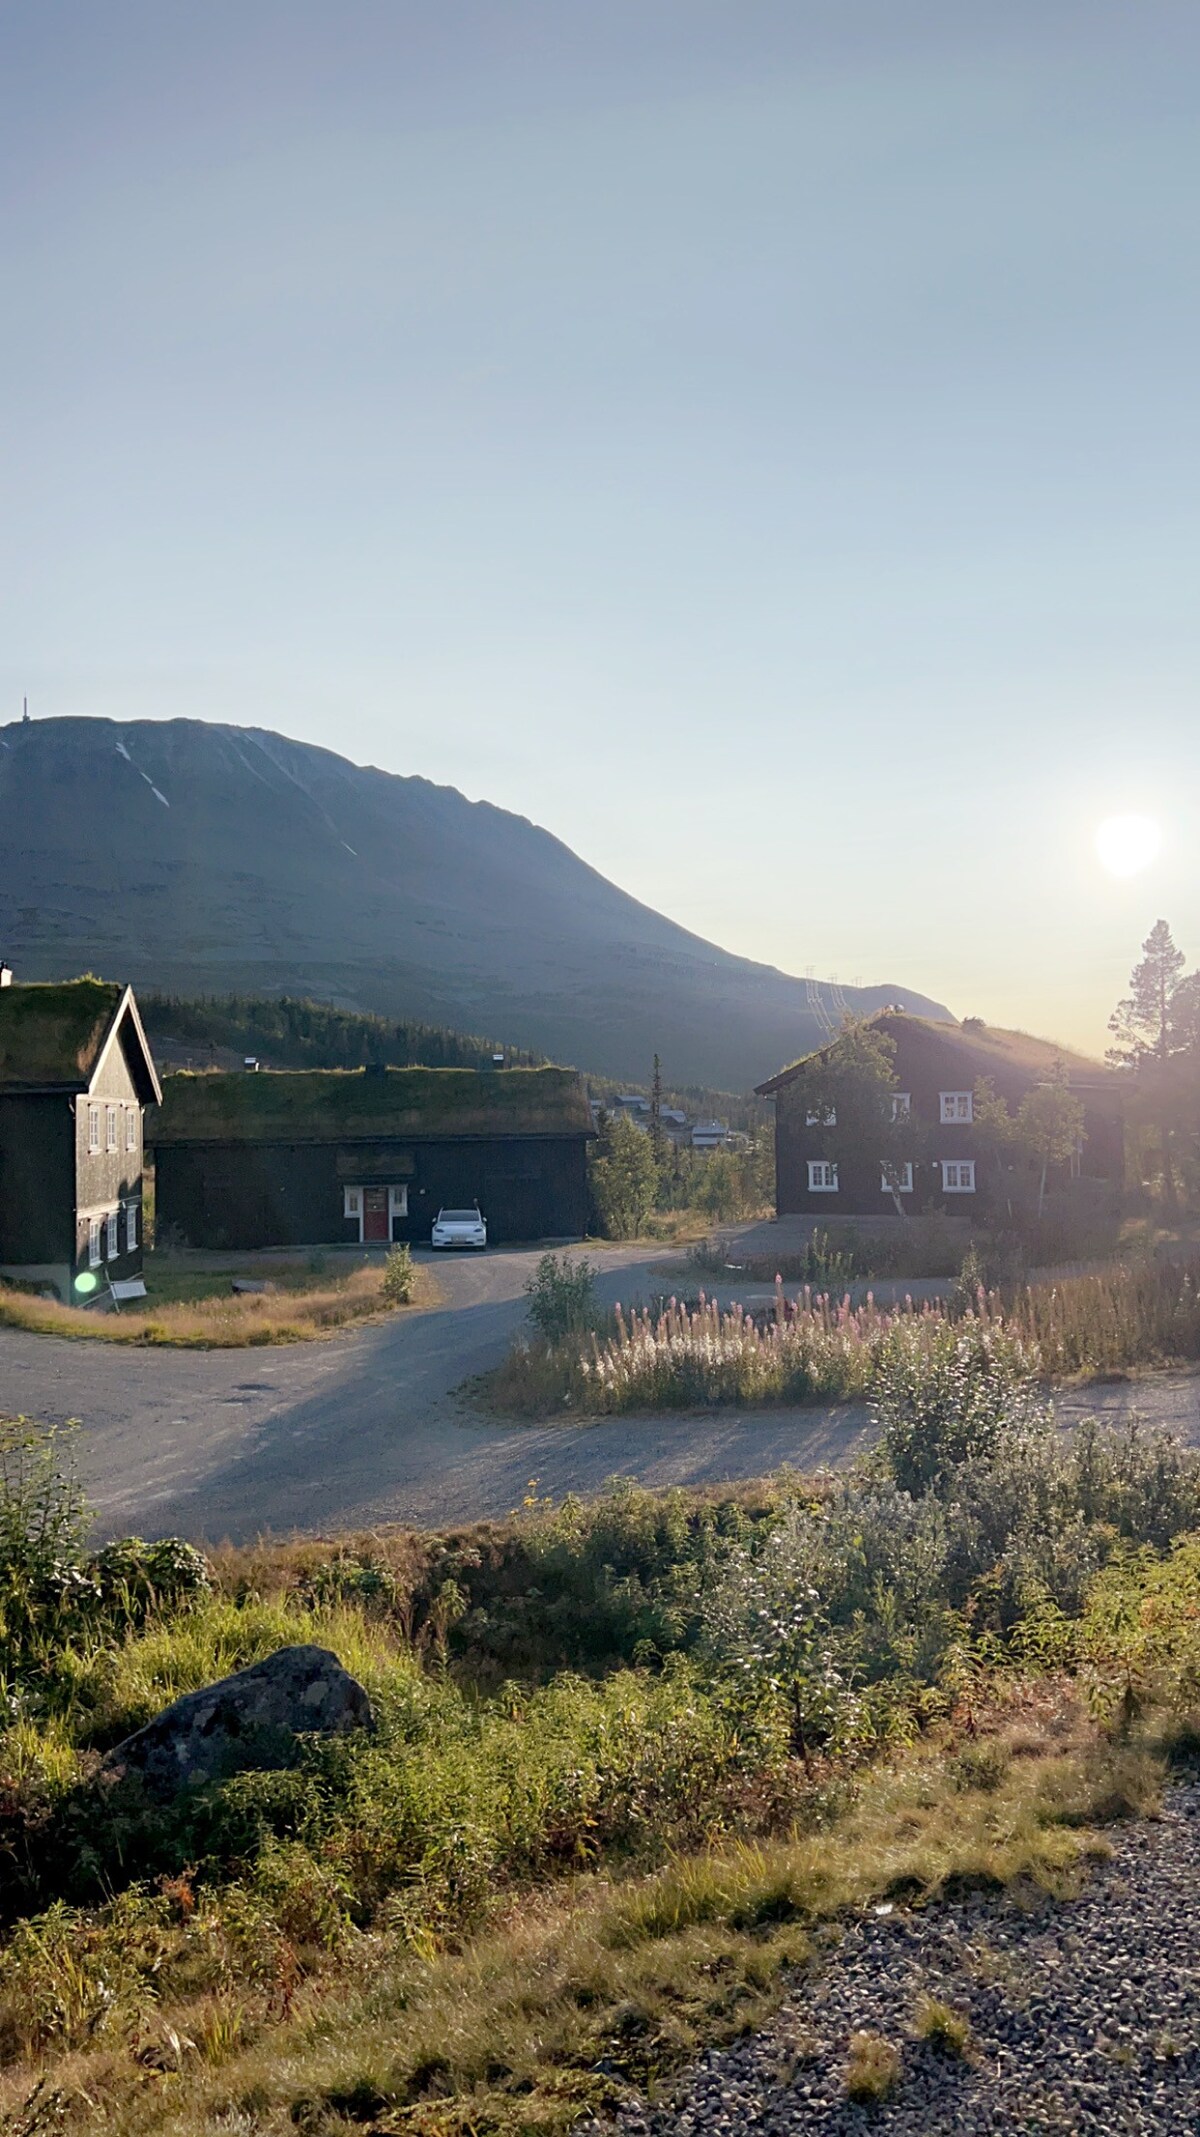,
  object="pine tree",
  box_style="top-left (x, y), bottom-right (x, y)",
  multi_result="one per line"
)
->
top-left (1108, 919), bottom-right (1186, 1065)
top-left (1108, 920), bottom-right (1187, 1209)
